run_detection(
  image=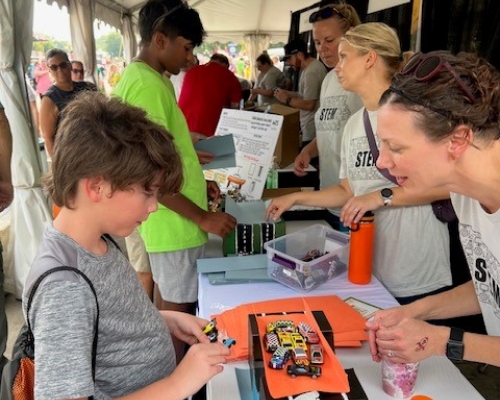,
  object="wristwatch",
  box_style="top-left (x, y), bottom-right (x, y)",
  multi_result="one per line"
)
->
top-left (285, 97), bottom-right (292, 106)
top-left (380, 188), bottom-right (394, 206)
top-left (446, 327), bottom-right (465, 361)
